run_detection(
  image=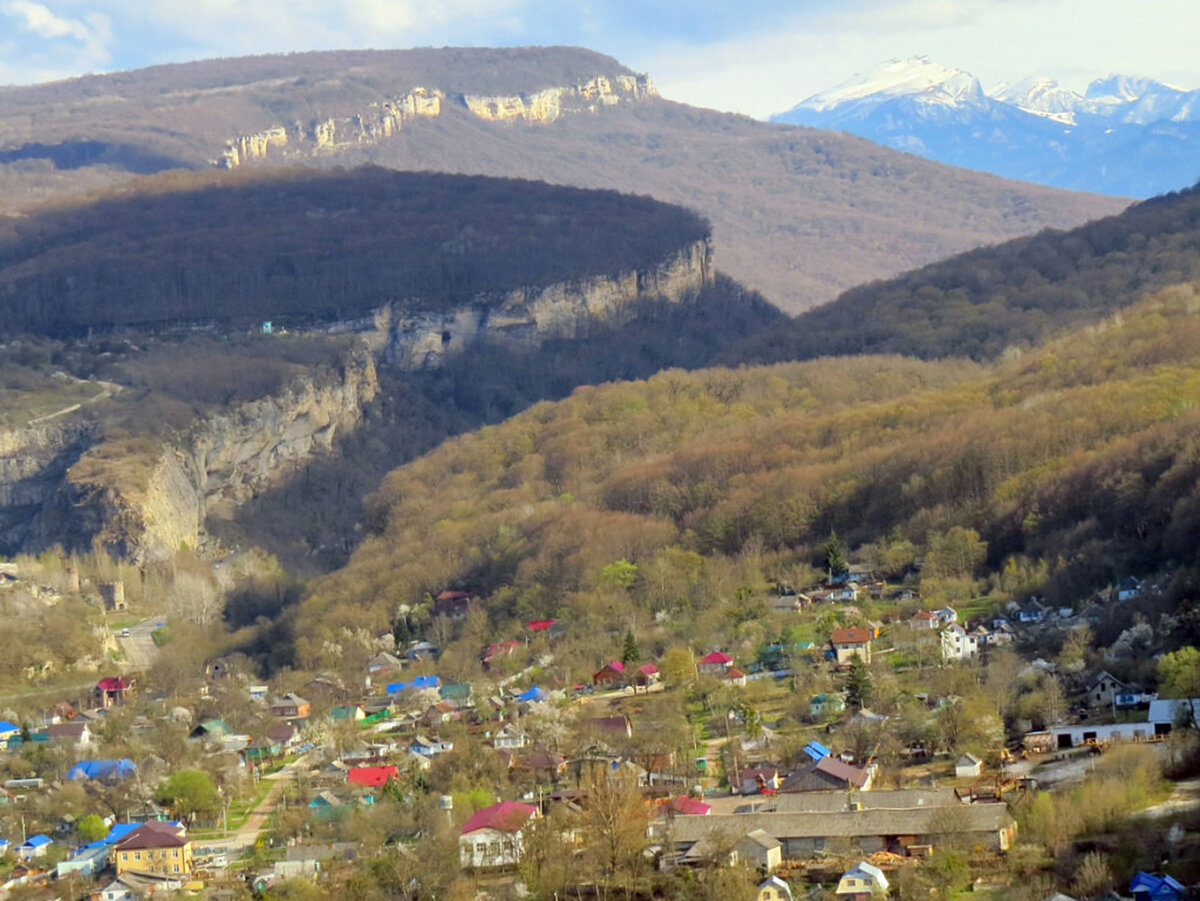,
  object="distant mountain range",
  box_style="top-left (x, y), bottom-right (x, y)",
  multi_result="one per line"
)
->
top-left (772, 56), bottom-right (1200, 198)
